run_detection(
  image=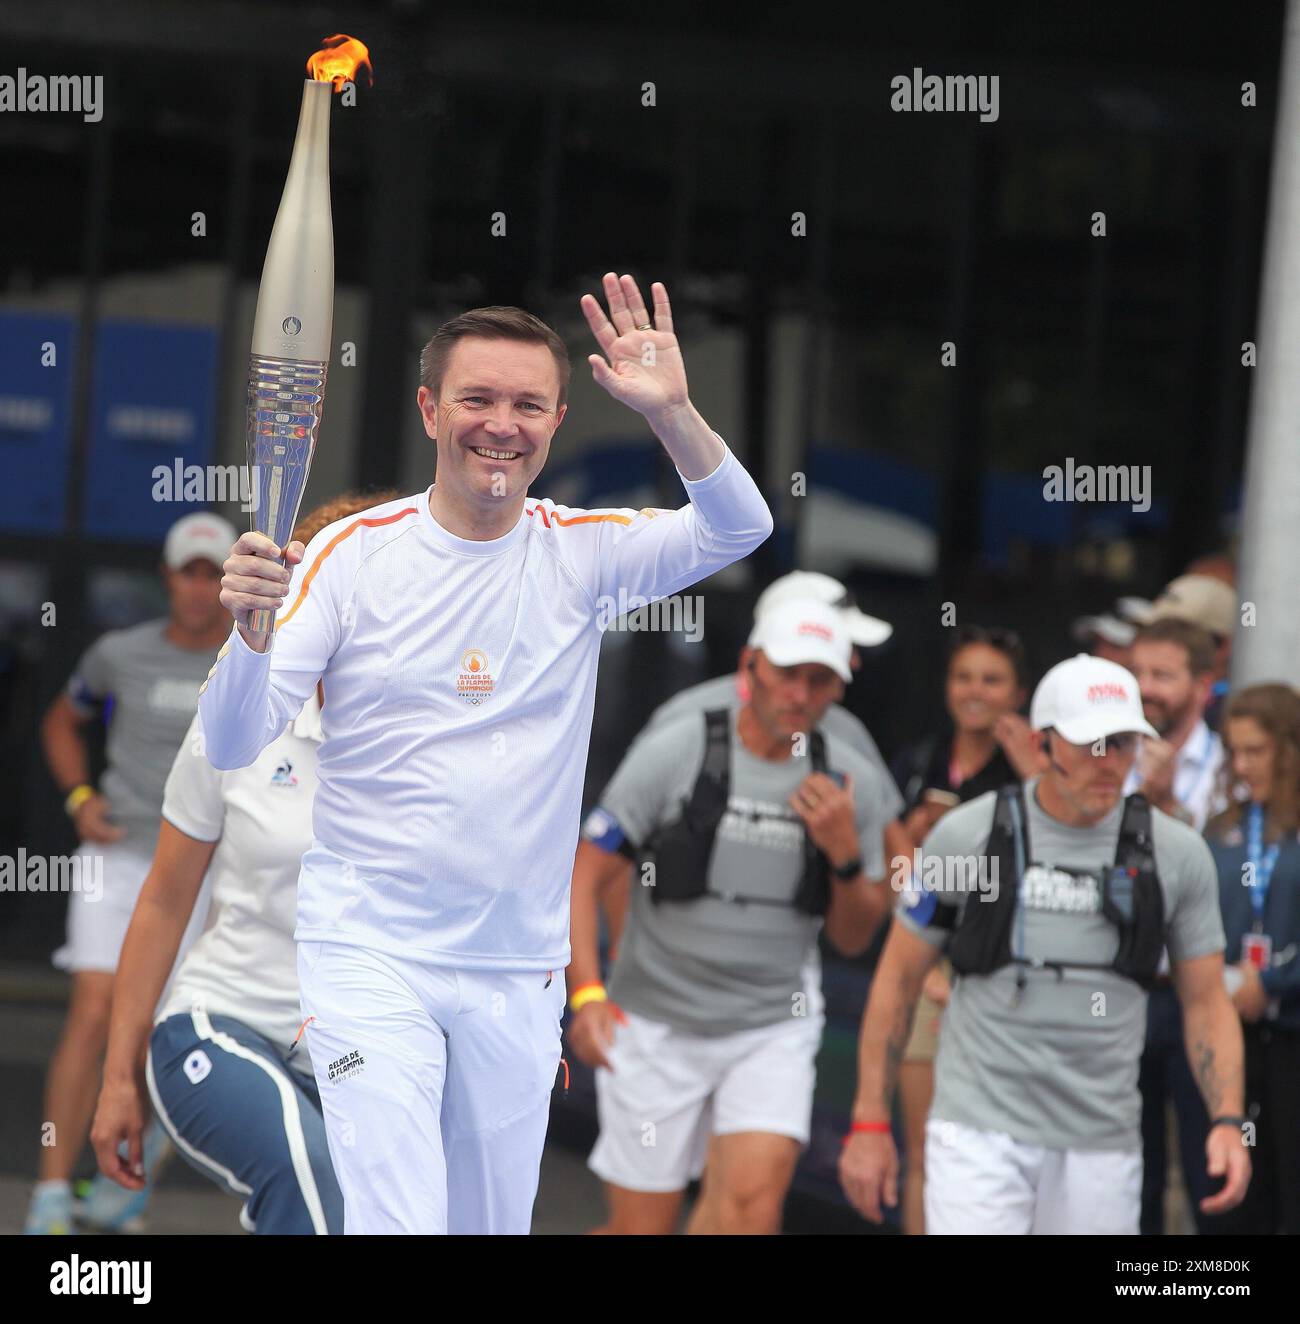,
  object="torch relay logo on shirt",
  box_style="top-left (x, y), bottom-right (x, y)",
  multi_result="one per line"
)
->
top-left (457, 649), bottom-right (494, 704)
